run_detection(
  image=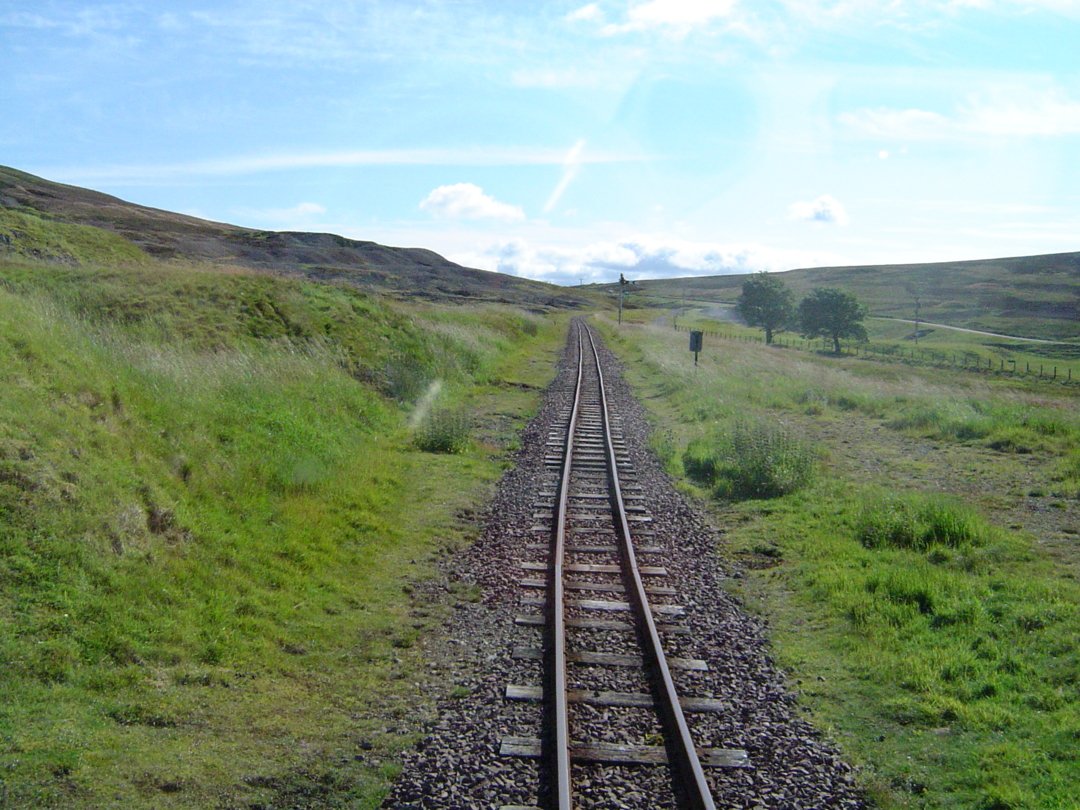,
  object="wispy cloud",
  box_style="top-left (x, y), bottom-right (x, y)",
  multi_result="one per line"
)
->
top-left (420, 183), bottom-right (525, 222)
top-left (1, 6), bottom-right (132, 38)
top-left (510, 67), bottom-right (606, 88)
top-left (789, 194), bottom-right (849, 225)
top-left (840, 88), bottom-right (1080, 140)
top-left (601, 0), bottom-right (740, 35)
top-left (566, 3), bottom-right (604, 23)
top-left (544, 139), bottom-right (587, 213)
top-left (44, 146), bottom-right (646, 185)
top-left (231, 201), bottom-right (327, 227)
